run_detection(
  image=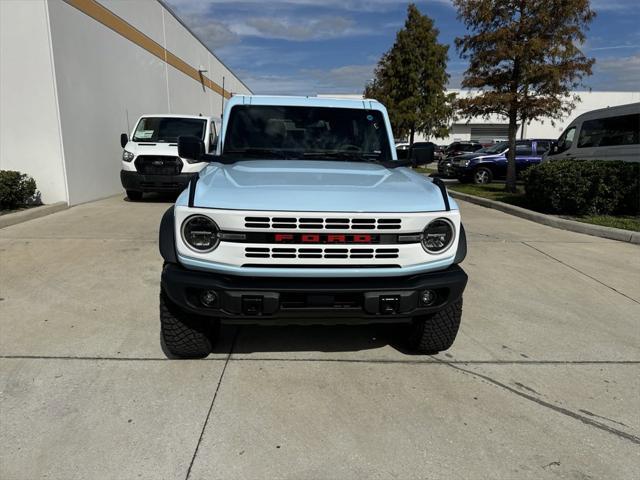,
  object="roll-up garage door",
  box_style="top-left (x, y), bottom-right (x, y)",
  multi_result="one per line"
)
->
top-left (470, 124), bottom-right (510, 142)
